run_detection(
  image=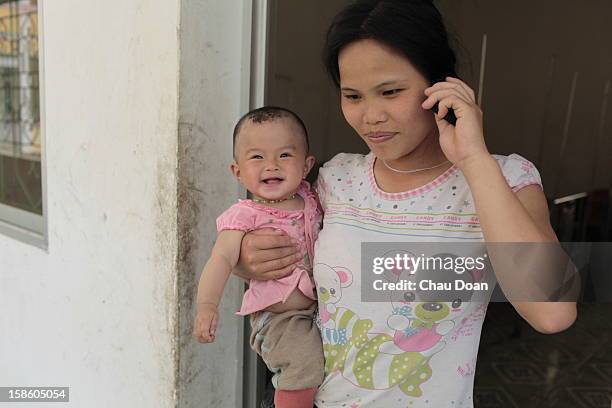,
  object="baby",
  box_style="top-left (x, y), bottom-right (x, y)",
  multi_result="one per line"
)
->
top-left (193, 106), bottom-right (324, 408)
